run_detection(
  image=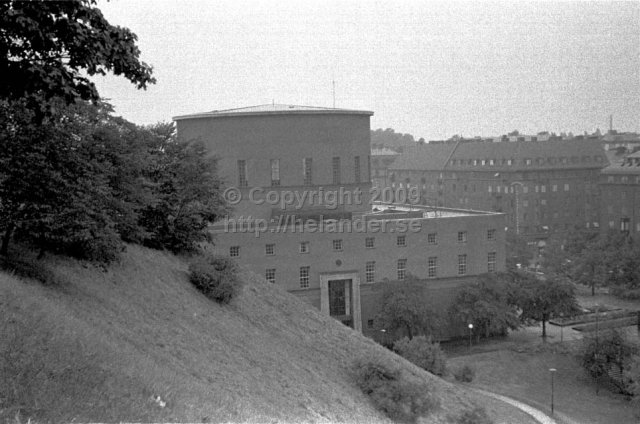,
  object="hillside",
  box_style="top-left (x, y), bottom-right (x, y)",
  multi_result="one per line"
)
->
top-left (1, 245), bottom-right (536, 423)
